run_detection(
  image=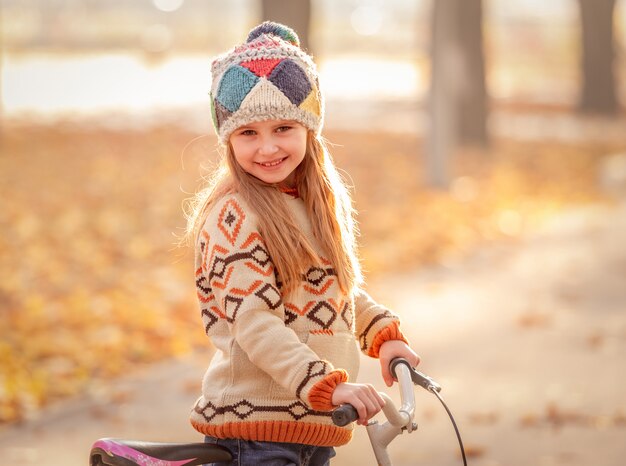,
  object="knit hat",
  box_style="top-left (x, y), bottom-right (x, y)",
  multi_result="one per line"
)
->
top-left (209, 22), bottom-right (324, 145)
